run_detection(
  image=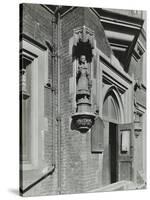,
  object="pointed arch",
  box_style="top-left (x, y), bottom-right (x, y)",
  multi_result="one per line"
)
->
top-left (103, 85), bottom-right (124, 123)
